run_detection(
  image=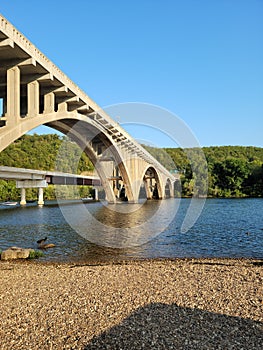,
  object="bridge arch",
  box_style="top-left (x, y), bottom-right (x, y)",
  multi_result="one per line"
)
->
top-left (0, 13), bottom-right (177, 204)
top-left (0, 112), bottom-right (135, 203)
top-left (139, 165), bottom-right (163, 200)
